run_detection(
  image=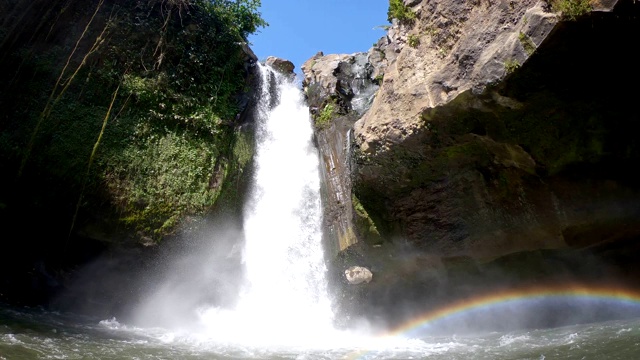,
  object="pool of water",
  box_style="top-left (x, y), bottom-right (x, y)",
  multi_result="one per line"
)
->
top-left (2, 305), bottom-right (640, 360)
